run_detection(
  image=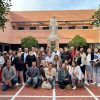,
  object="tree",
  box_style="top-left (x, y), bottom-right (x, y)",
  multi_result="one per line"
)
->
top-left (21, 36), bottom-right (38, 49)
top-left (0, 0), bottom-right (11, 30)
top-left (92, 5), bottom-right (100, 27)
top-left (69, 35), bottom-right (87, 47)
